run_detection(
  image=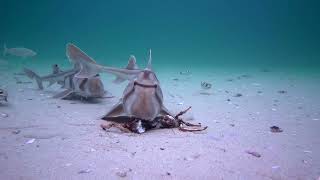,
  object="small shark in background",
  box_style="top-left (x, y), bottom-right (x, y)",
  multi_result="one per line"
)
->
top-left (3, 44), bottom-right (37, 58)
top-left (24, 65), bottom-right (78, 90)
top-left (113, 55), bottom-right (139, 84)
